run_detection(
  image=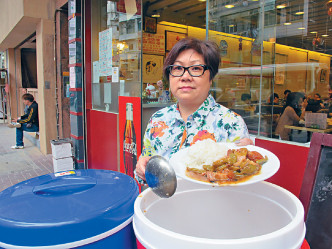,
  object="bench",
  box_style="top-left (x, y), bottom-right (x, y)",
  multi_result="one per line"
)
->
top-left (24, 131), bottom-right (40, 148)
